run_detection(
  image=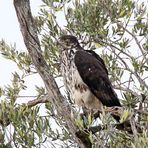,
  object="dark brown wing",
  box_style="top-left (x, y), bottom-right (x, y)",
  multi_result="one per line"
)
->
top-left (74, 50), bottom-right (121, 107)
top-left (86, 50), bottom-right (108, 75)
